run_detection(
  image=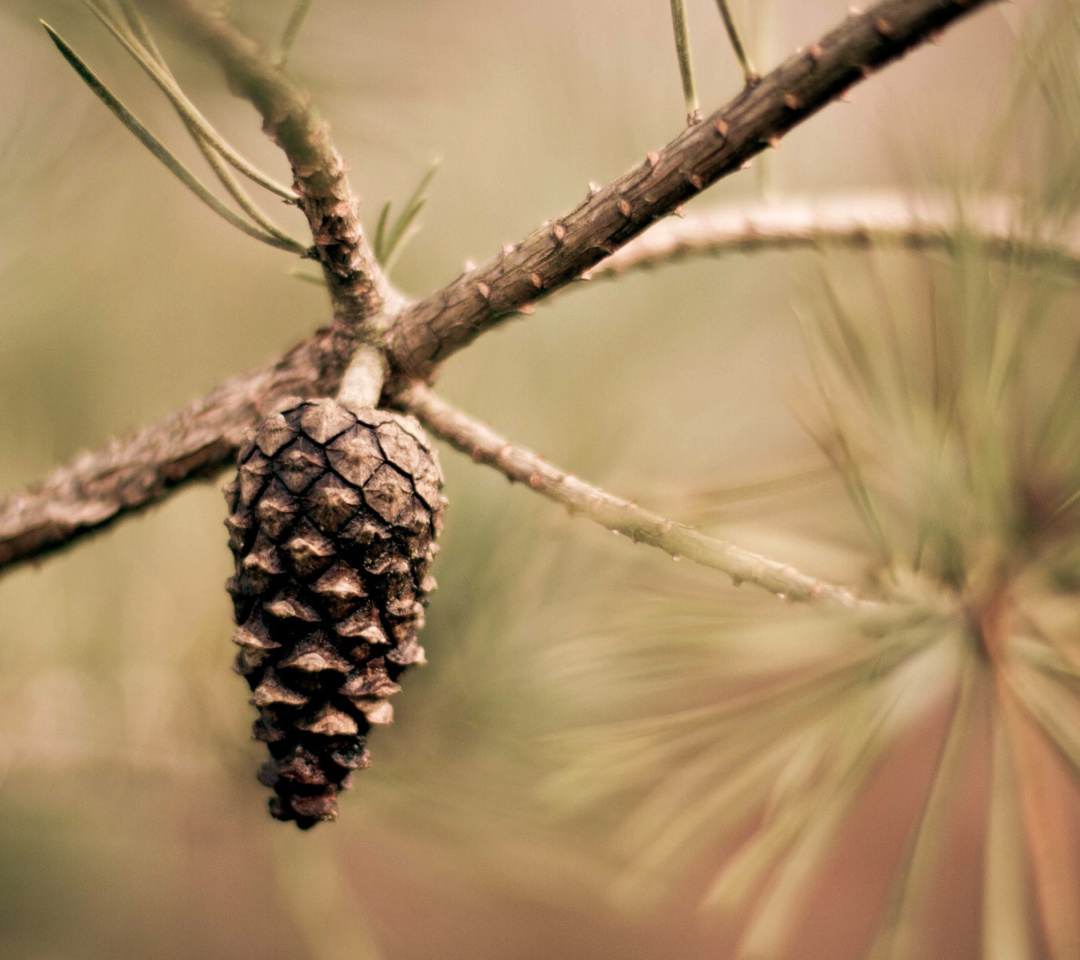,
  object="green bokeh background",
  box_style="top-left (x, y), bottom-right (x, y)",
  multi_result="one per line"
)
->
top-left (0, 2), bottom-right (1028, 958)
